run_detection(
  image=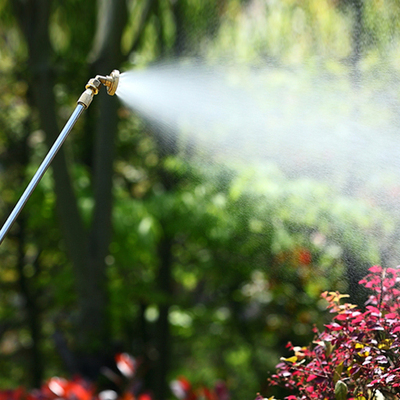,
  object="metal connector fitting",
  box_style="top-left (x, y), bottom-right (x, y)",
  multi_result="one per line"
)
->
top-left (86, 77), bottom-right (102, 95)
top-left (77, 69), bottom-right (120, 109)
top-left (78, 88), bottom-right (96, 109)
